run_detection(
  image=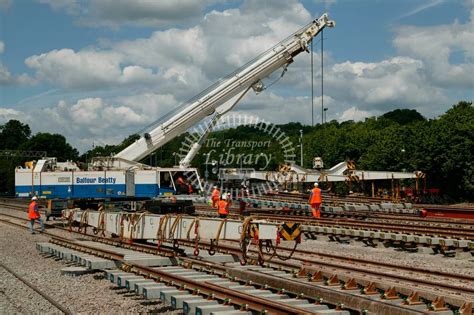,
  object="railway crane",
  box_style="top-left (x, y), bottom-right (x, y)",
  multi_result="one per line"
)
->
top-left (15, 14), bottom-right (335, 217)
